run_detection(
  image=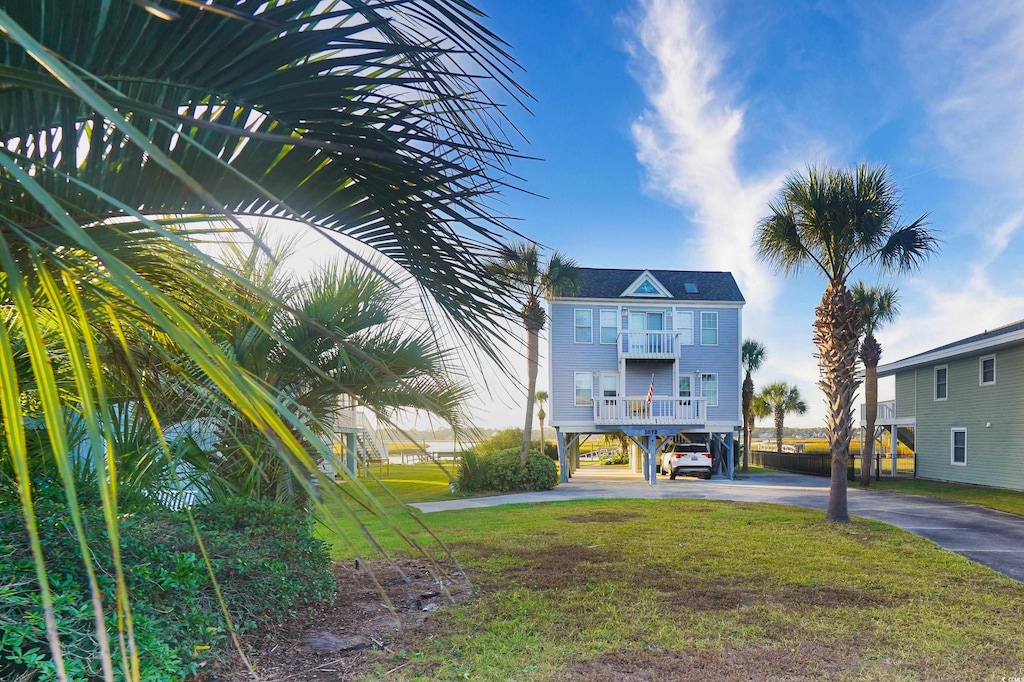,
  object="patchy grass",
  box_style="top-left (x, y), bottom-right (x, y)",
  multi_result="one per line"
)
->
top-left (866, 477), bottom-right (1024, 517)
top-left (318, 499), bottom-right (1024, 681)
